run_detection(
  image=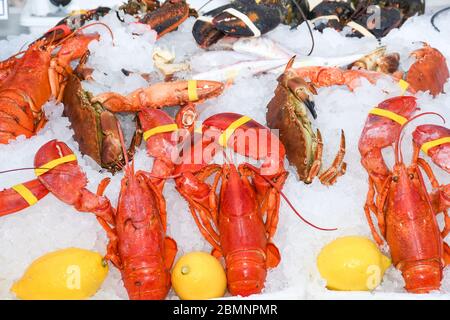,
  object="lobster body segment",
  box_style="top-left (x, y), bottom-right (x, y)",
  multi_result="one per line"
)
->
top-left (112, 169), bottom-right (177, 300)
top-left (218, 164), bottom-right (280, 296)
top-left (385, 163), bottom-right (444, 293)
